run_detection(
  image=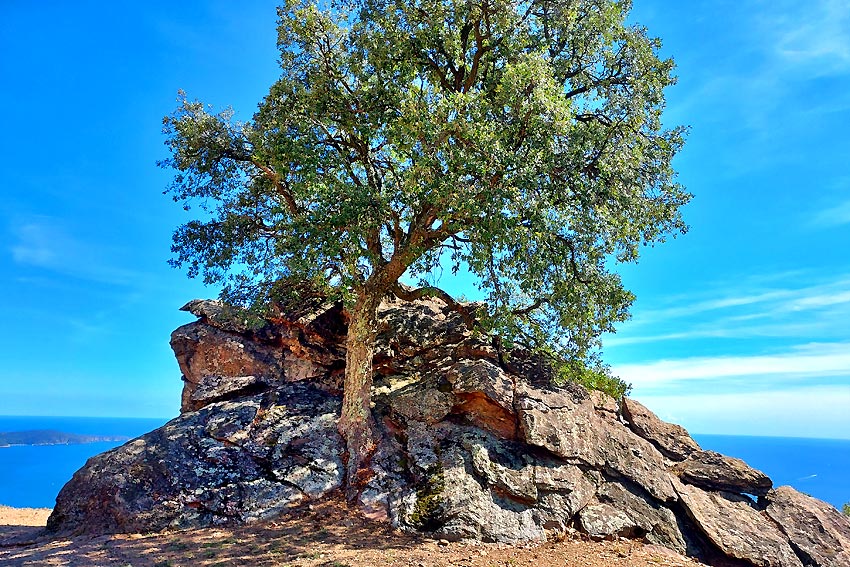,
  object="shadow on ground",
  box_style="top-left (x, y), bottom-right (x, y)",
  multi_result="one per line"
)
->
top-left (0, 496), bottom-right (423, 567)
